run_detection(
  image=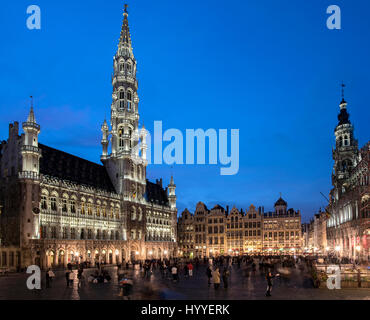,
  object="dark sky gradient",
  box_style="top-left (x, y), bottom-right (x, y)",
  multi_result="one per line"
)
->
top-left (0, 0), bottom-right (369, 222)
